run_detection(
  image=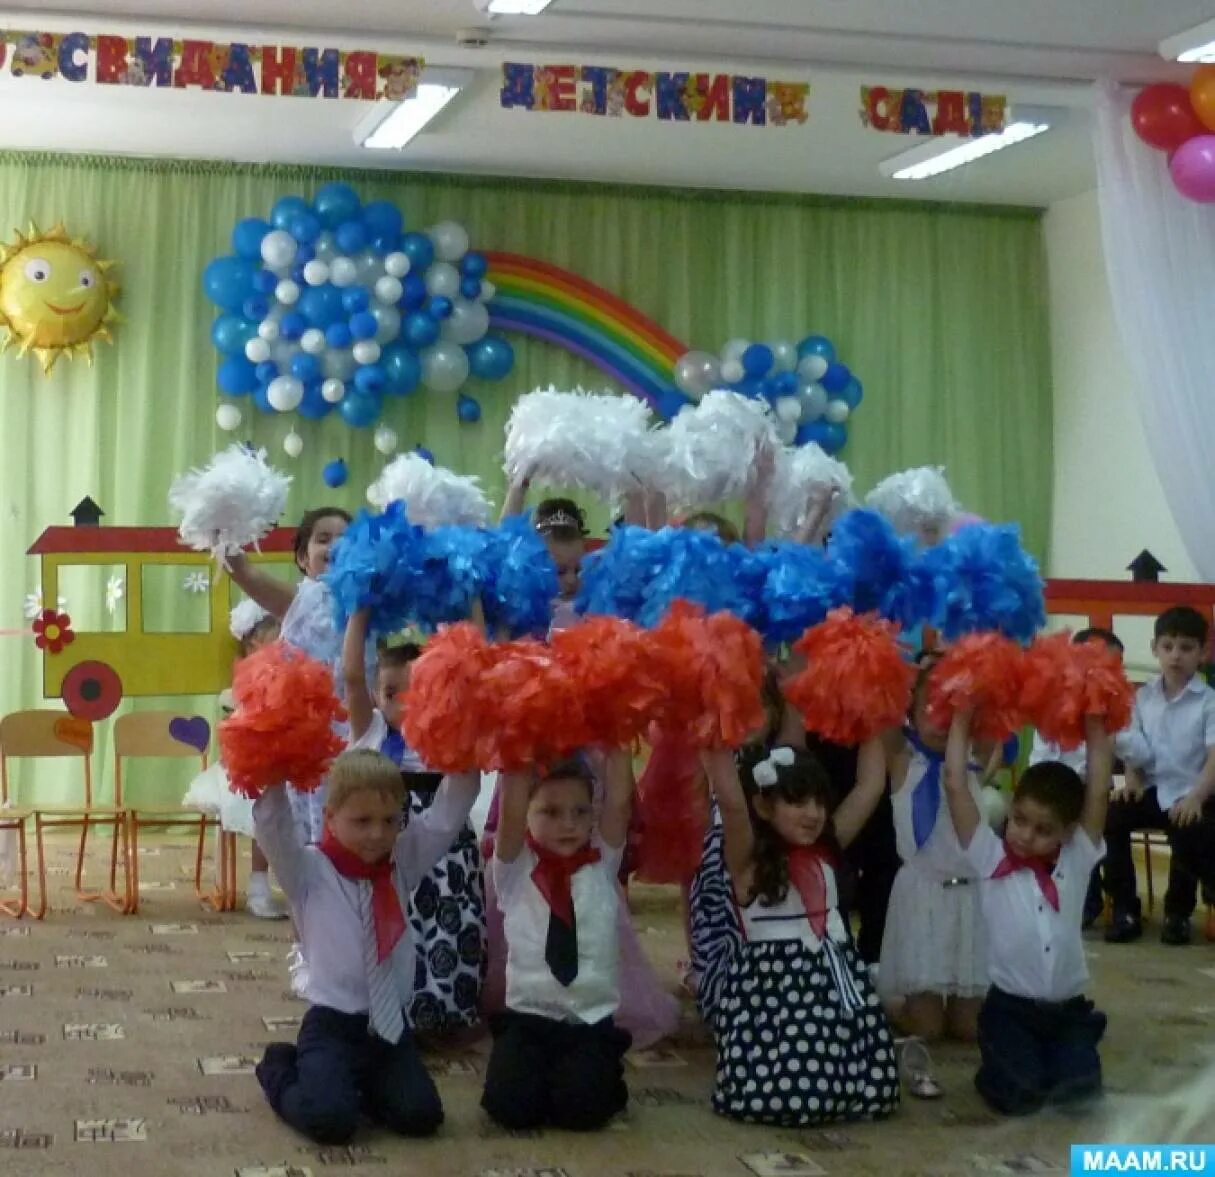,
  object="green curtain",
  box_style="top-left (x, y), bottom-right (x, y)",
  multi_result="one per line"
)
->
top-left (0, 152), bottom-right (1051, 806)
